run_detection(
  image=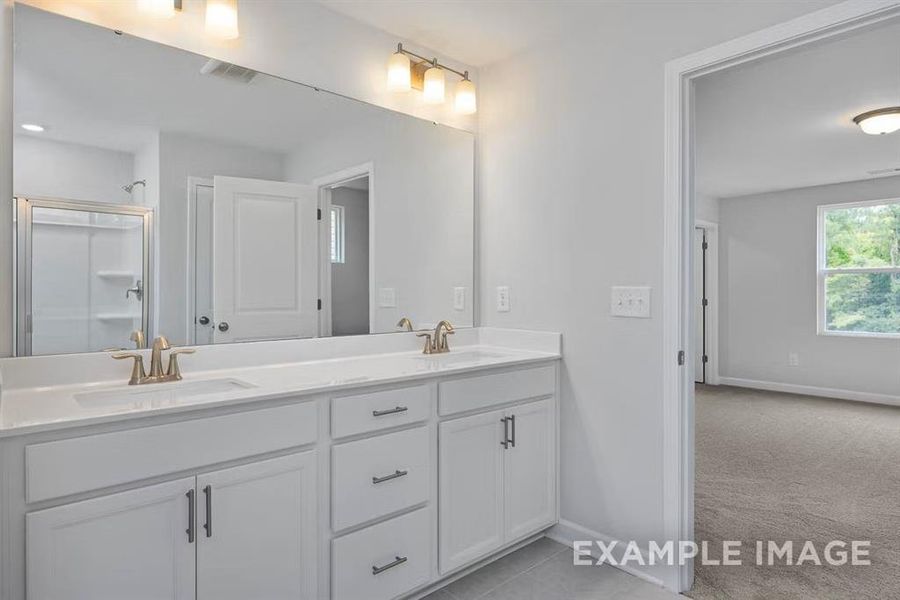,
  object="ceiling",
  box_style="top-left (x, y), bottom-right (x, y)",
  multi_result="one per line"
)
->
top-left (317, 0), bottom-right (598, 67)
top-left (695, 18), bottom-right (900, 199)
top-left (14, 5), bottom-right (387, 155)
